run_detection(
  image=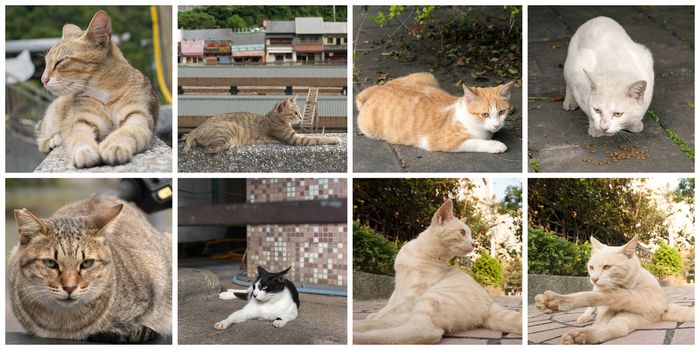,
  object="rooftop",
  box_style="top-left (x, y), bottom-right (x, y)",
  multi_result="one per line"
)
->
top-left (179, 95), bottom-right (347, 118)
top-left (324, 22), bottom-right (347, 35)
top-left (181, 28), bottom-right (234, 41)
top-left (266, 20), bottom-right (295, 34)
top-left (231, 32), bottom-right (265, 46)
top-left (178, 65), bottom-right (346, 79)
top-left (295, 17), bottom-right (325, 34)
